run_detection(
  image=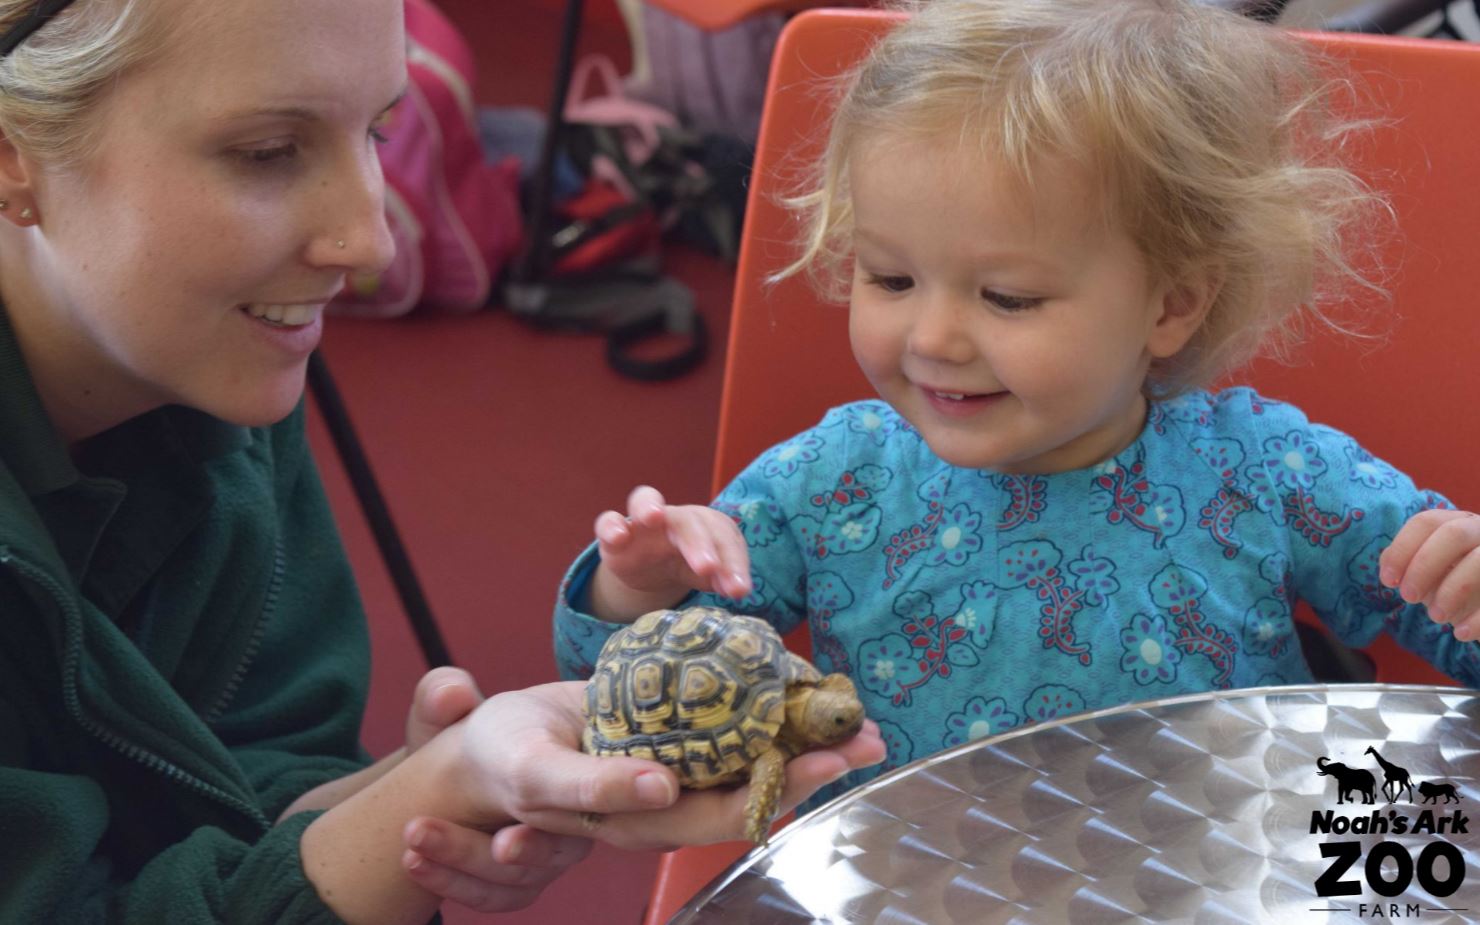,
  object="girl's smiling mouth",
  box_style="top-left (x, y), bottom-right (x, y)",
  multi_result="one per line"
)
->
top-left (919, 386), bottom-right (1007, 416)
